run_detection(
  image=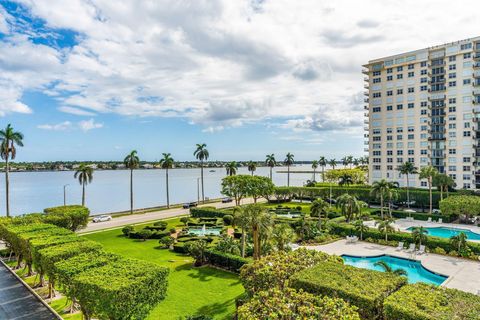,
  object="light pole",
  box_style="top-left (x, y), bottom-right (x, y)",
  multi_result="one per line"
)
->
top-left (196, 178), bottom-right (200, 204)
top-left (63, 184), bottom-right (69, 206)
